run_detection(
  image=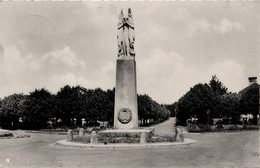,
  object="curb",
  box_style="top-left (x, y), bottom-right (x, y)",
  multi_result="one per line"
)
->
top-left (56, 138), bottom-right (197, 149)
